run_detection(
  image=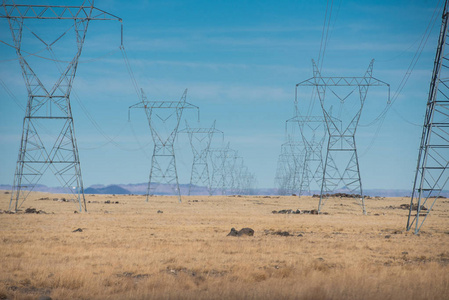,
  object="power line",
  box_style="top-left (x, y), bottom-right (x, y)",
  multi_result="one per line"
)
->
top-left (361, 0), bottom-right (442, 128)
top-left (358, 0), bottom-right (442, 157)
top-left (0, 78), bottom-right (25, 110)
